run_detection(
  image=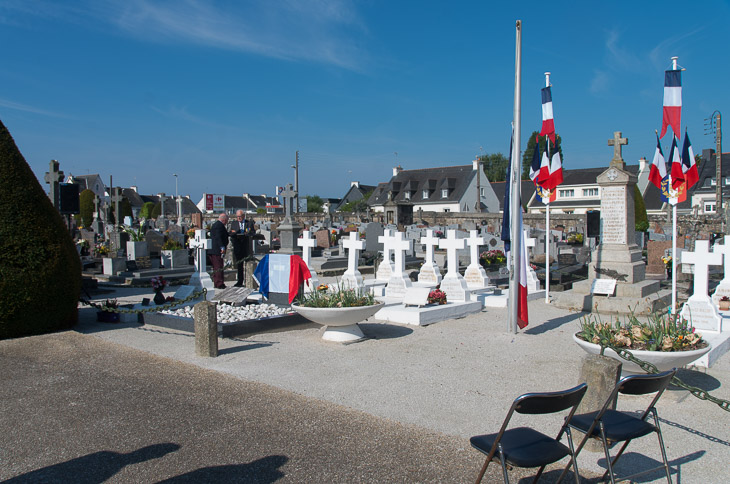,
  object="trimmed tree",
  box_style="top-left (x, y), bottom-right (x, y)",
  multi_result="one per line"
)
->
top-left (0, 119), bottom-right (81, 339)
top-left (140, 201), bottom-right (155, 219)
top-left (120, 197), bottom-right (133, 221)
top-left (151, 202), bottom-right (162, 219)
top-left (79, 188), bottom-right (95, 228)
top-left (635, 185), bottom-right (649, 232)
